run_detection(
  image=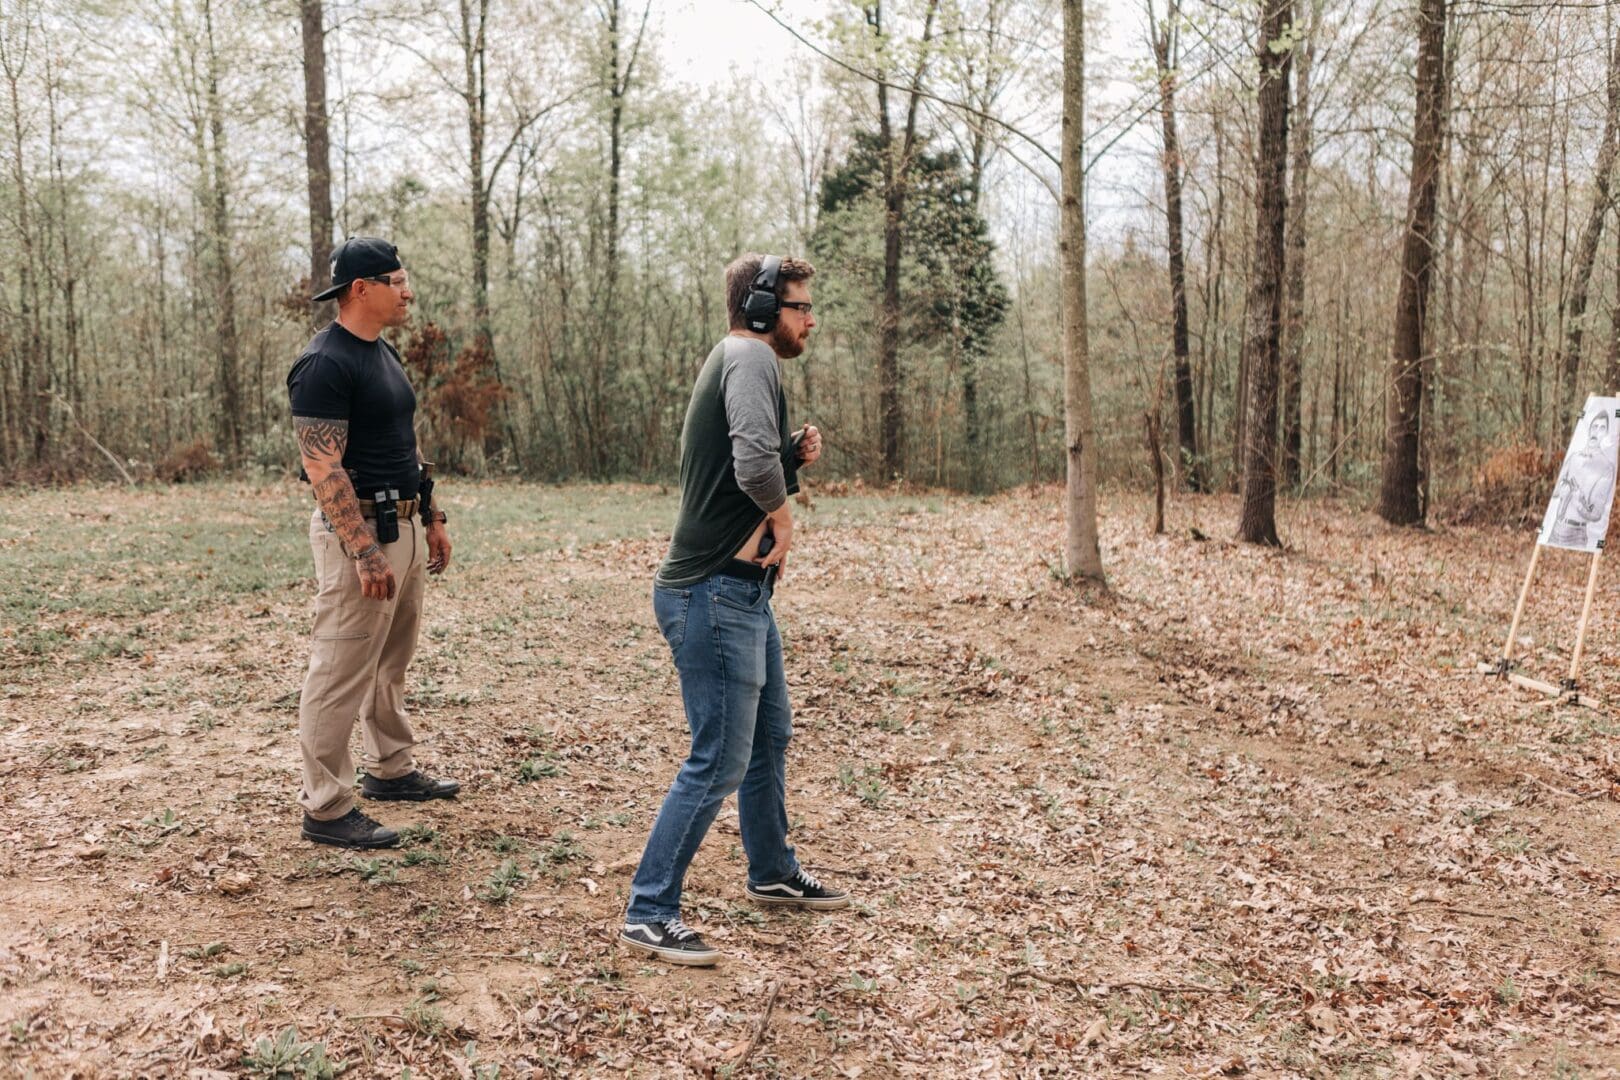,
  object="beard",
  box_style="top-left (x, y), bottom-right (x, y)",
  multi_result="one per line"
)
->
top-left (769, 322), bottom-right (807, 359)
